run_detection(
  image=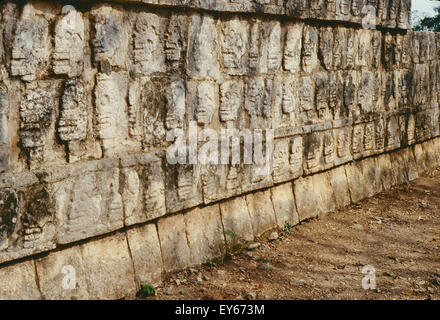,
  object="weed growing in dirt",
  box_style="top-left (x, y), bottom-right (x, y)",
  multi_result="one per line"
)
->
top-left (136, 284), bottom-right (156, 298)
top-left (224, 230), bottom-right (248, 256)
